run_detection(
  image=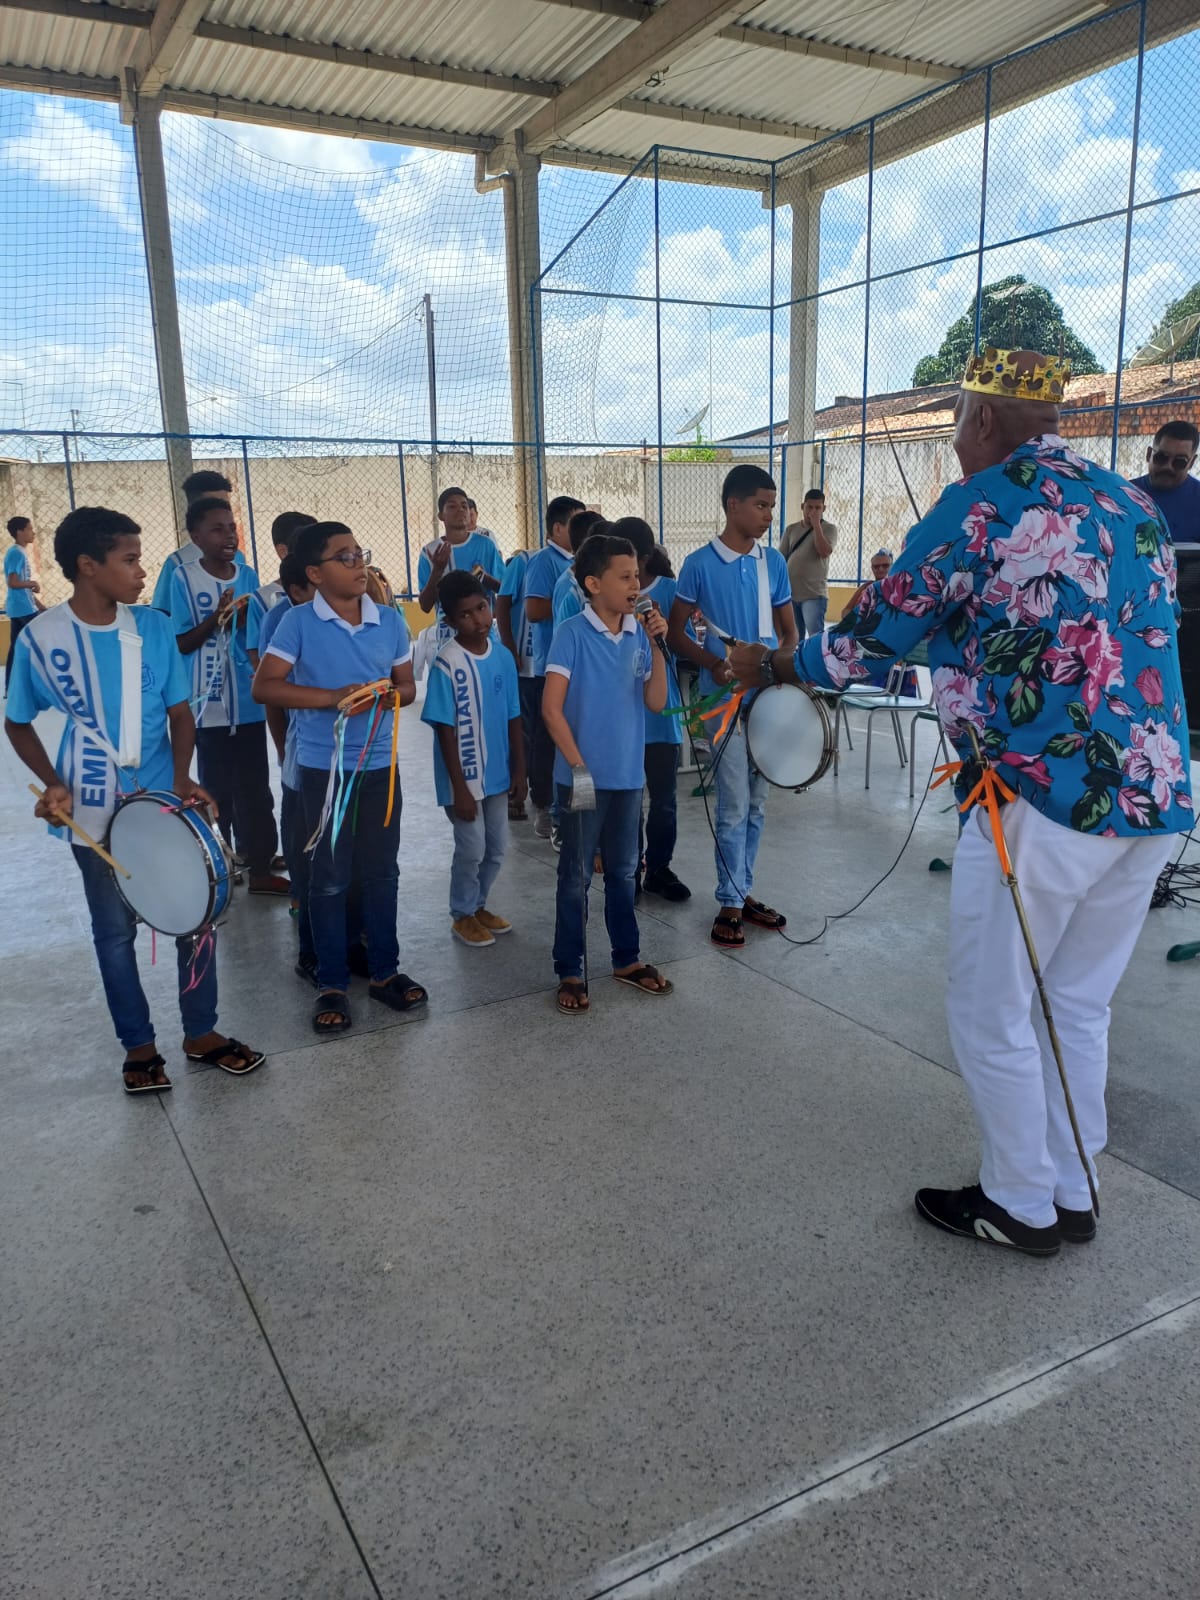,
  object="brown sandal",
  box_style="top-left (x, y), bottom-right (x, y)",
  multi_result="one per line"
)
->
top-left (556, 978), bottom-right (590, 1014)
top-left (711, 913), bottom-right (745, 949)
top-left (612, 964), bottom-right (673, 996)
top-left (743, 898), bottom-right (787, 930)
